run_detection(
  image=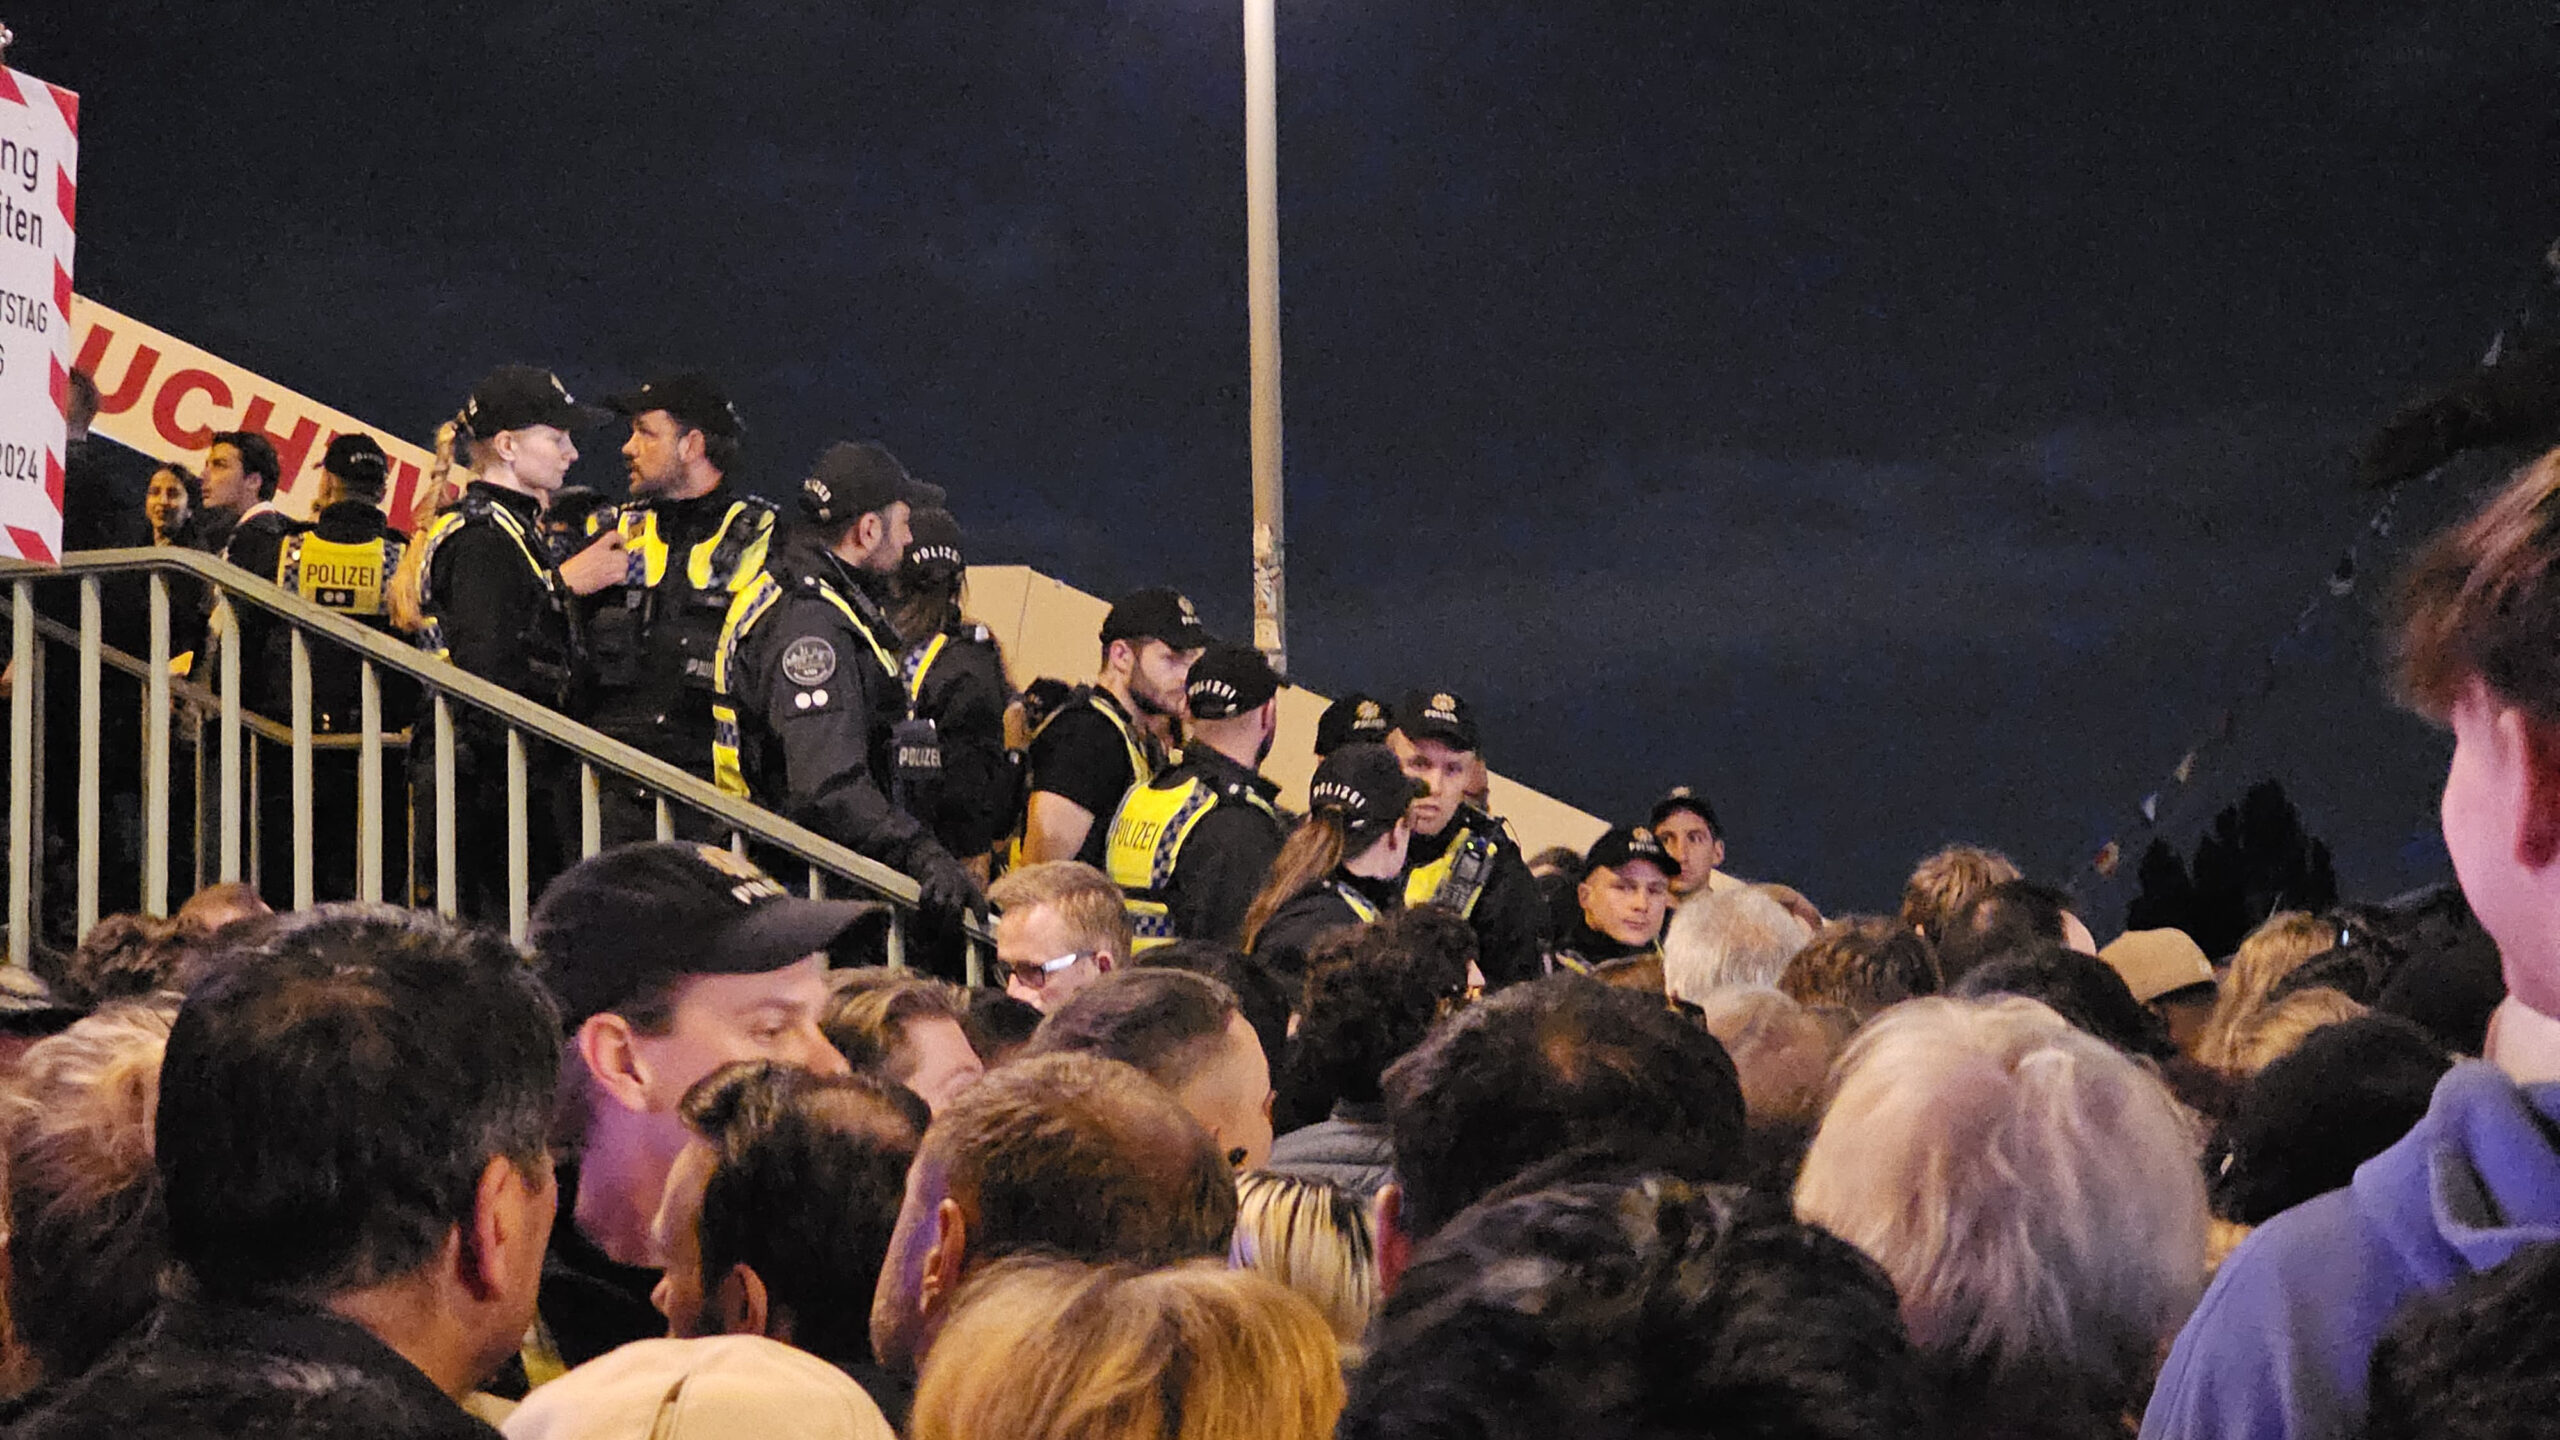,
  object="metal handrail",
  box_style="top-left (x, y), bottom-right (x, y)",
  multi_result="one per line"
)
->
top-left (3, 547), bottom-right (984, 977)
